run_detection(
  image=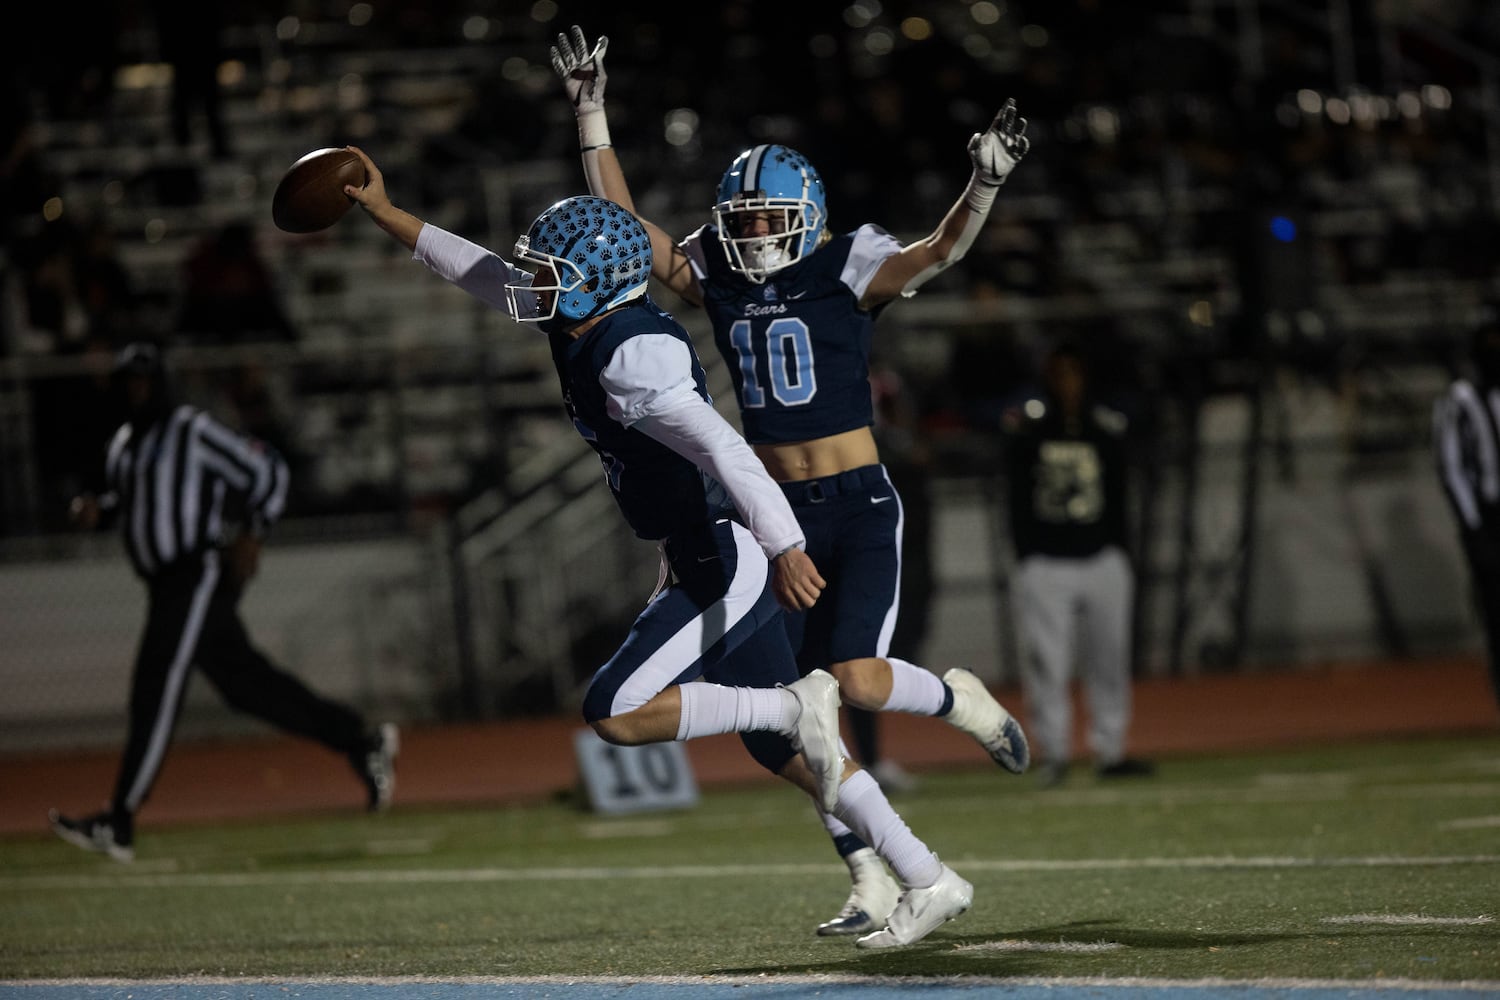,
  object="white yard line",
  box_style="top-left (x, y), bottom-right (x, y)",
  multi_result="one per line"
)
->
top-left (5, 853), bottom-right (1499, 892)
top-left (1321, 914), bottom-right (1494, 926)
top-left (363, 838), bottom-right (434, 855)
top-left (1437, 816), bottom-right (1500, 830)
top-left (954, 940), bottom-right (1127, 953)
top-left (579, 819), bottom-right (677, 839)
